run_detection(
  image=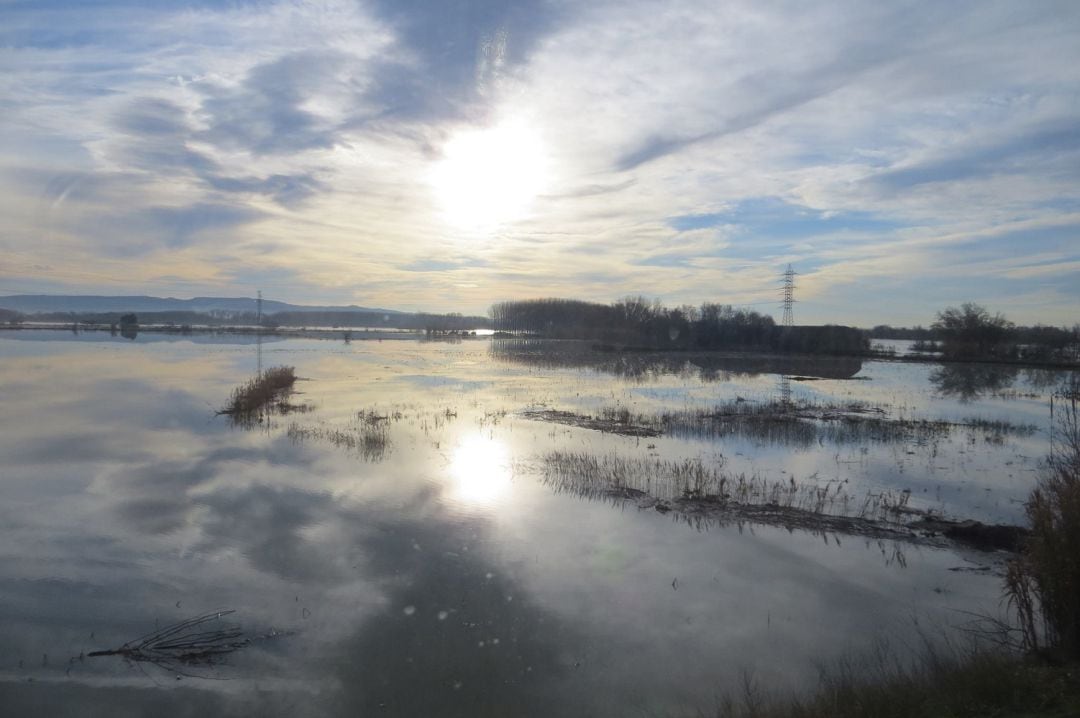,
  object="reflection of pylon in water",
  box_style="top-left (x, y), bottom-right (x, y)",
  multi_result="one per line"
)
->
top-left (779, 374), bottom-right (792, 406)
top-left (256, 290), bottom-right (263, 377)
